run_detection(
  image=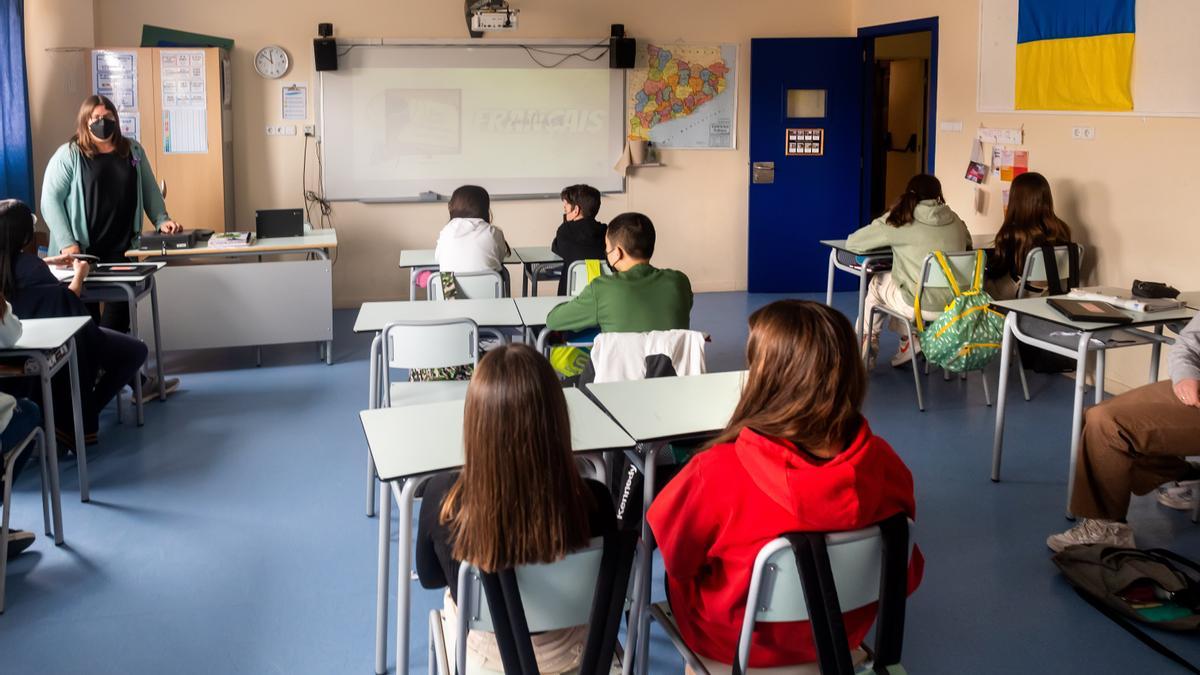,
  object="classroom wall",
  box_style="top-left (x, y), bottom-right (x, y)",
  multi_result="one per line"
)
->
top-left (24, 0), bottom-right (95, 208)
top-left (853, 0), bottom-right (1199, 392)
top-left (72, 0), bottom-right (853, 306)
